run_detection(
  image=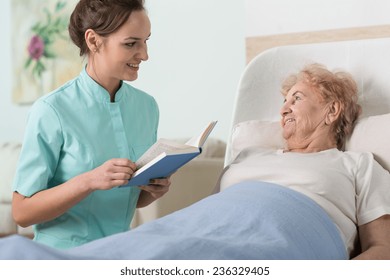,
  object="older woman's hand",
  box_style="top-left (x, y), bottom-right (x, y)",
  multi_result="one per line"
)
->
top-left (136, 176), bottom-right (171, 208)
